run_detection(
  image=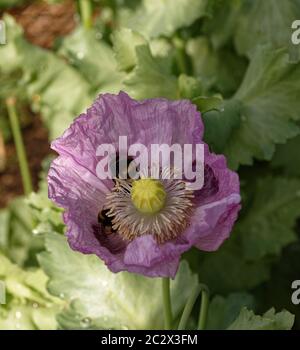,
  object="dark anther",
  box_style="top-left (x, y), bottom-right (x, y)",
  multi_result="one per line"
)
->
top-left (98, 209), bottom-right (116, 235)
